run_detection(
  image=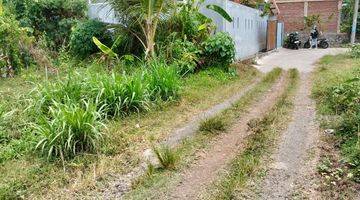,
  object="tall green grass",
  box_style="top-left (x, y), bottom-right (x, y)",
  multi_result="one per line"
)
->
top-left (34, 100), bottom-right (105, 159)
top-left (29, 63), bottom-right (181, 160)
